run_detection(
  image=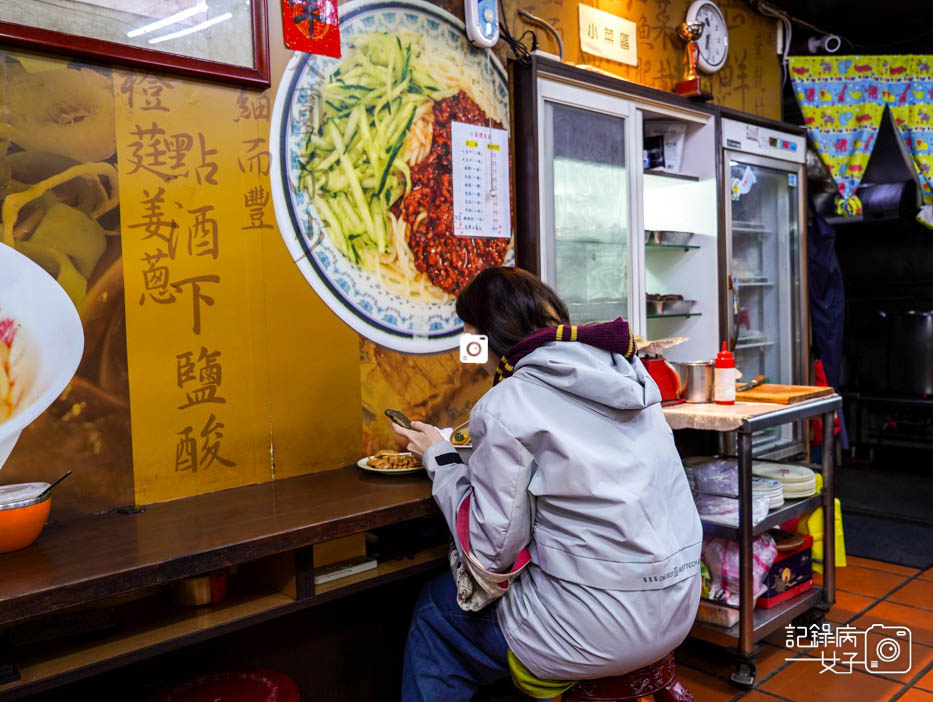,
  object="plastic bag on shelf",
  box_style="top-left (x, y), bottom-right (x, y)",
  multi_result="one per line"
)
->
top-left (694, 459), bottom-right (739, 495)
top-left (702, 533), bottom-right (778, 607)
top-left (694, 493), bottom-right (770, 527)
